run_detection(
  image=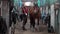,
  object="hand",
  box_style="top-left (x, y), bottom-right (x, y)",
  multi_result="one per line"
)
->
top-left (25, 13), bottom-right (27, 15)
